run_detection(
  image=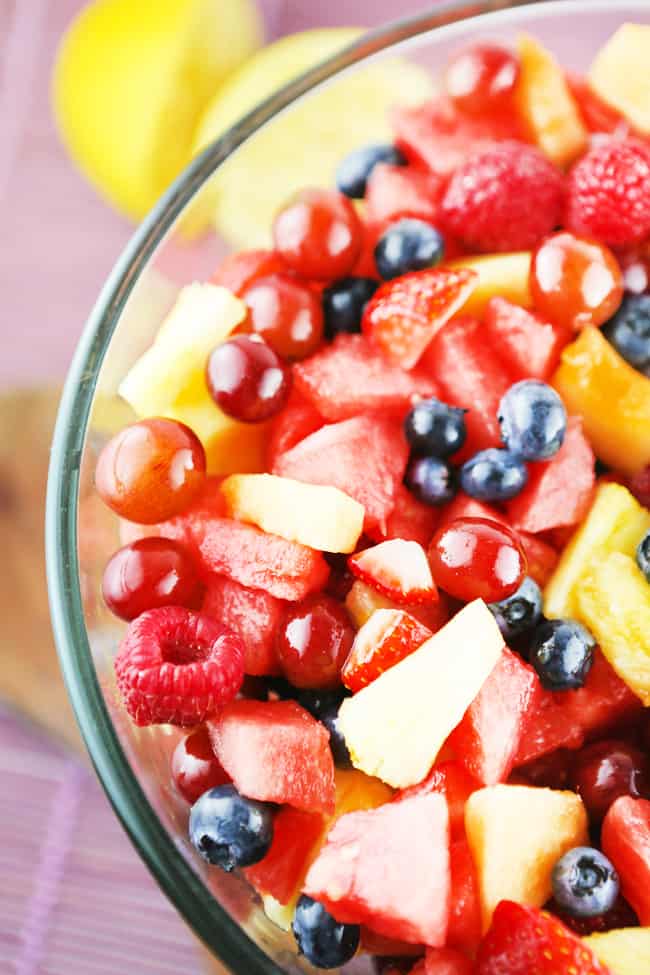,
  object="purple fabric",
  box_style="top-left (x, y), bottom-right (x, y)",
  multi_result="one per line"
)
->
top-left (0, 0), bottom-right (426, 388)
